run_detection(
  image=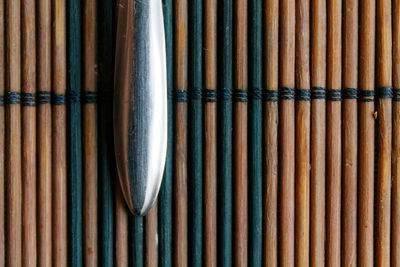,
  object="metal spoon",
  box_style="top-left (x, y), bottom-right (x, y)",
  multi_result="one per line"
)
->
top-left (114, 0), bottom-right (167, 216)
